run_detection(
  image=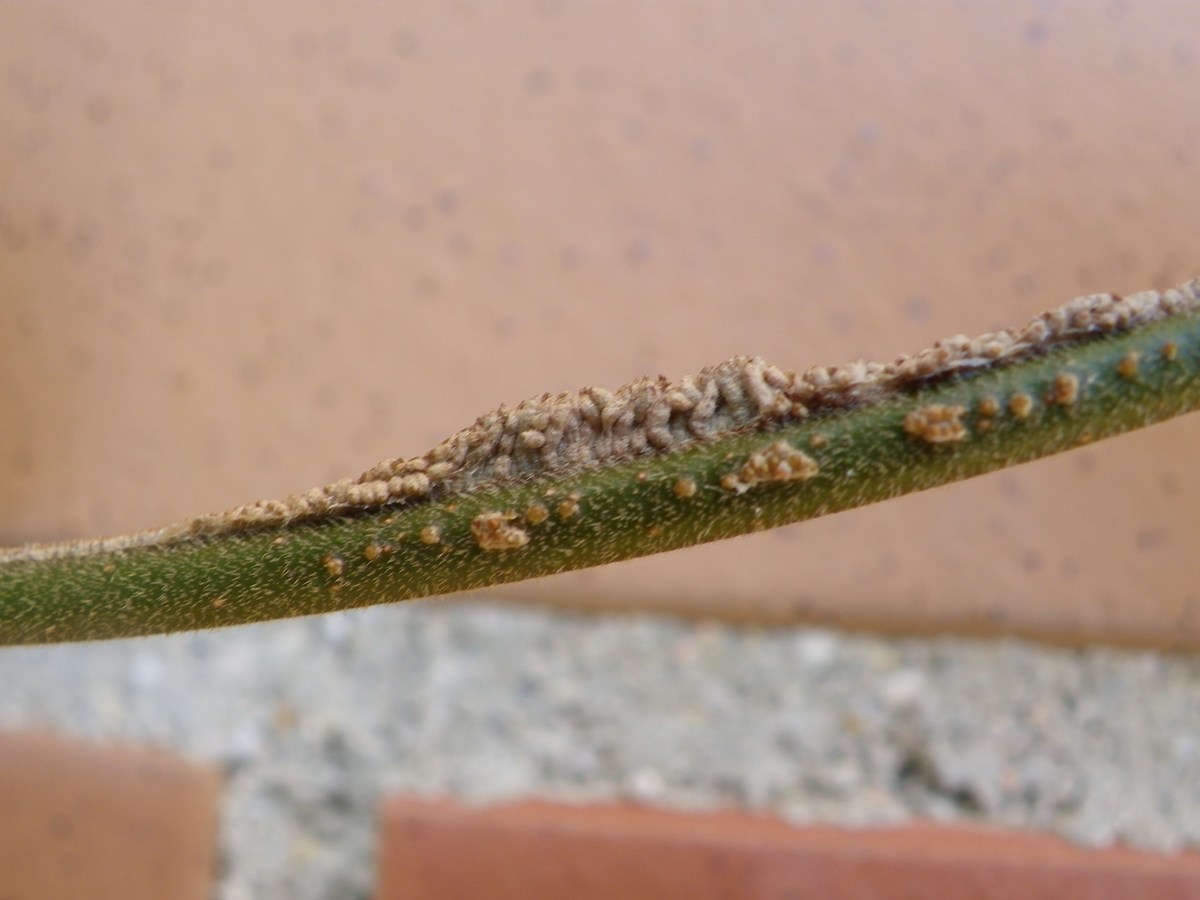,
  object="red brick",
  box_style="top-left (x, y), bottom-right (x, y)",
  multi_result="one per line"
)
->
top-left (0, 729), bottom-right (221, 900)
top-left (377, 797), bottom-right (1200, 900)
